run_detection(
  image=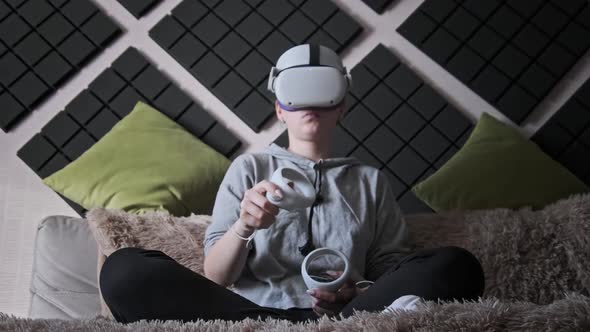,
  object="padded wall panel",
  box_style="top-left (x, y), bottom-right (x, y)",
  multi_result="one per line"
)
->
top-left (150, 0), bottom-right (363, 133)
top-left (0, 0), bottom-right (121, 132)
top-left (398, 0), bottom-right (590, 125)
top-left (362, 0), bottom-right (394, 14)
top-left (17, 47), bottom-right (242, 217)
top-left (274, 44), bottom-right (474, 214)
top-left (533, 78), bottom-right (590, 186)
top-left (117, 0), bottom-right (161, 19)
